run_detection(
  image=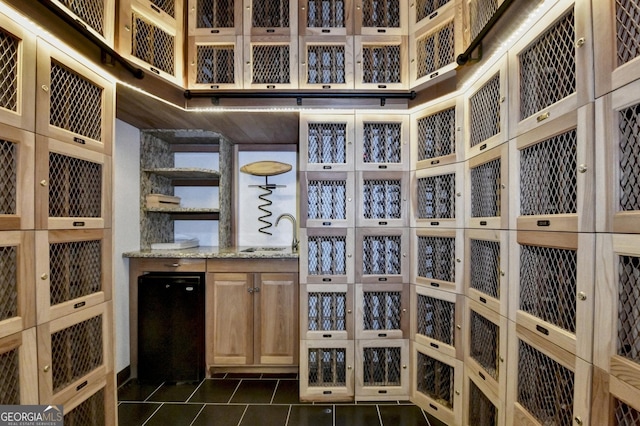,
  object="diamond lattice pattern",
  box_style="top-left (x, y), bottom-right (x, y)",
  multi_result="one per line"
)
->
top-left (362, 0), bottom-right (400, 27)
top-left (308, 347), bottom-right (347, 386)
top-left (519, 244), bottom-right (577, 333)
top-left (517, 340), bottom-right (574, 426)
top-left (417, 235), bottom-right (455, 282)
top-left (50, 240), bottom-right (102, 306)
top-left (307, 45), bottom-right (346, 84)
top-left (49, 152), bottom-right (103, 218)
top-left (469, 310), bottom-right (499, 380)
top-left (416, 294), bottom-right (454, 345)
top-left (616, 0), bottom-right (640, 66)
top-left (470, 239), bottom-right (500, 299)
top-left (306, 0), bottom-right (344, 27)
top-left (469, 380), bottom-right (497, 426)
top-left (416, 351), bottom-right (454, 408)
top-left (59, 0), bottom-right (104, 35)
top-left (417, 174), bottom-right (455, 219)
top-left (307, 179), bottom-right (347, 220)
top-left (417, 20), bottom-right (454, 79)
top-left (197, 45), bottom-right (235, 84)
top-left (252, 45), bottom-right (290, 84)
top-left (51, 315), bottom-right (103, 393)
top-left (0, 347), bottom-right (20, 405)
top-left (615, 399), bottom-right (640, 425)
top-left (50, 61), bottom-right (103, 141)
top-left (132, 13), bottom-right (175, 75)
top-left (619, 102), bottom-right (640, 211)
top-left (0, 28), bottom-right (18, 112)
top-left (197, 0), bottom-right (235, 28)
top-left (469, 74), bottom-right (501, 147)
top-left (307, 122), bottom-right (347, 164)
top-left (617, 255), bottom-right (640, 364)
top-left (470, 158), bottom-right (501, 218)
top-left (308, 235), bottom-right (346, 275)
top-left (363, 123), bottom-right (402, 163)
top-left (363, 291), bottom-right (402, 330)
top-left (0, 140), bottom-right (16, 215)
top-left (417, 107), bottom-right (456, 161)
top-left (469, 0), bottom-right (498, 40)
top-left (64, 388), bottom-right (105, 426)
top-left (520, 129), bottom-right (578, 215)
top-left (307, 291), bottom-right (347, 331)
top-left (363, 179), bottom-right (401, 219)
top-left (253, 0), bottom-right (289, 27)
top-left (362, 347), bottom-right (402, 386)
top-left (150, 0), bottom-right (175, 17)
top-left (362, 235), bottom-right (401, 275)
top-left (362, 44), bottom-right (401, 84)
top-left (0, 246), bottom-right (18, 322)
top-left (519, 9), bottom-right (575, 120)
top-left (415, 0), bottom-right (451, 23)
